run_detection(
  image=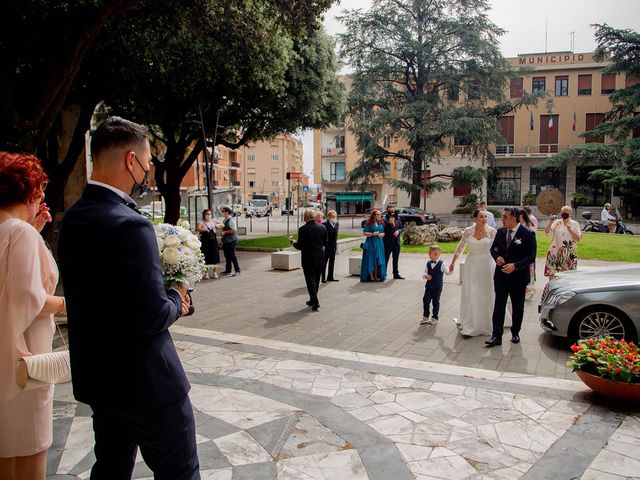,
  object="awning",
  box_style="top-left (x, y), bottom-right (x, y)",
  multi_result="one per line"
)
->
top-left (334, 194), bottom-right (373, 202)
